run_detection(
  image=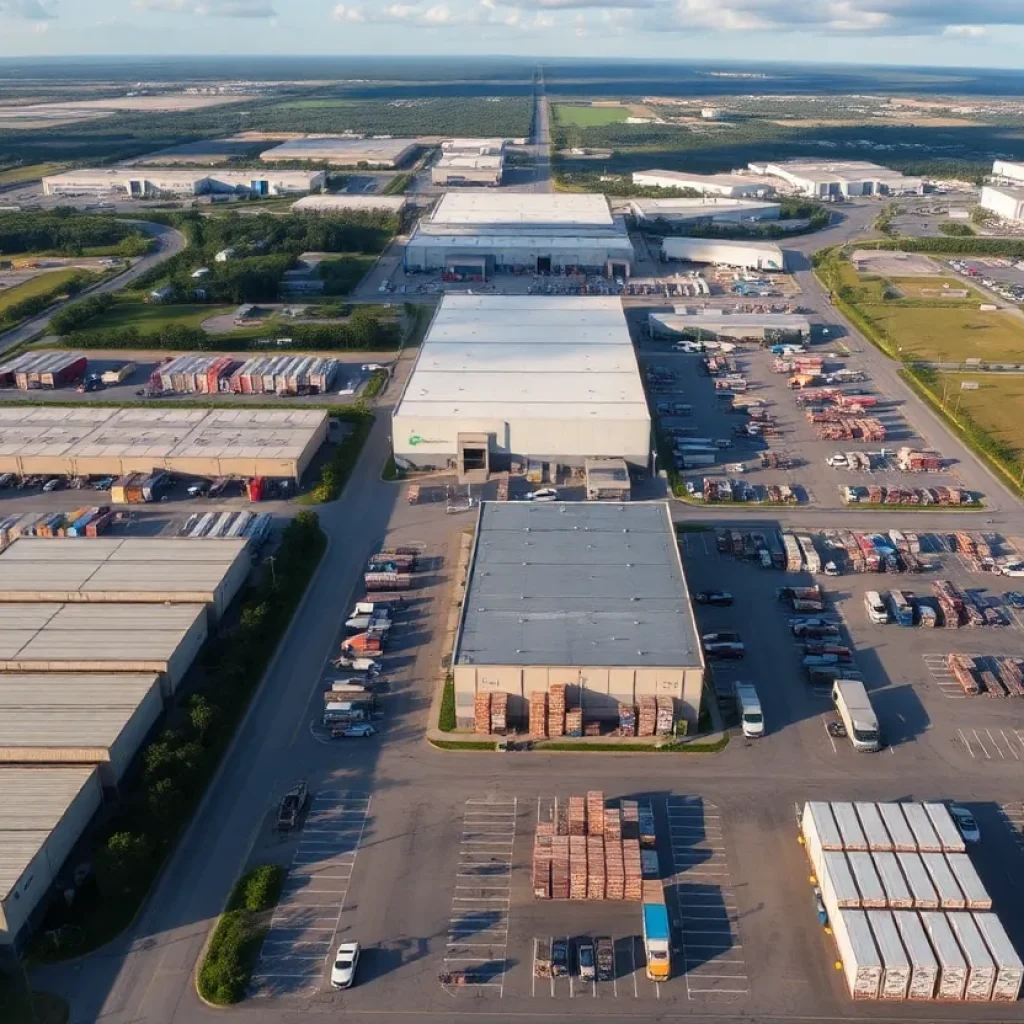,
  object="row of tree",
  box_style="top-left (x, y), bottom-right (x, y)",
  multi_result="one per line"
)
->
top-left (0, 210), bottom-right (150, 256)
top-left (0, 271), bottom-right (94, 330)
